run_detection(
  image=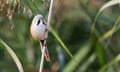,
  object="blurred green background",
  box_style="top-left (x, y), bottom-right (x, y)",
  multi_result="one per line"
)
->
top-left (0, 0), bottom-right (120, 72)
